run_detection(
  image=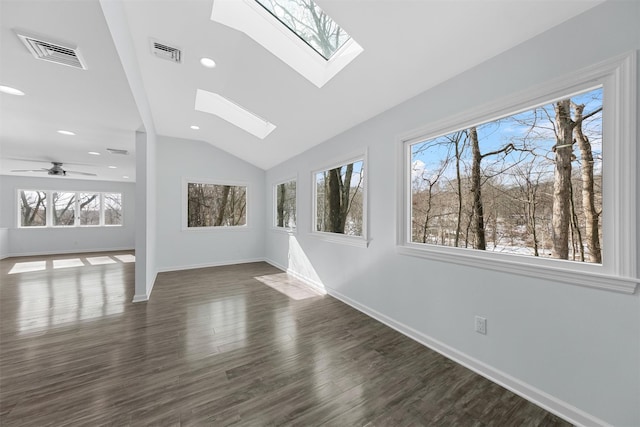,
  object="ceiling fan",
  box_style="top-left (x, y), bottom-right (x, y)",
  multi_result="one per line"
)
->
top-left (11, 161), bottom-right (96, 177)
